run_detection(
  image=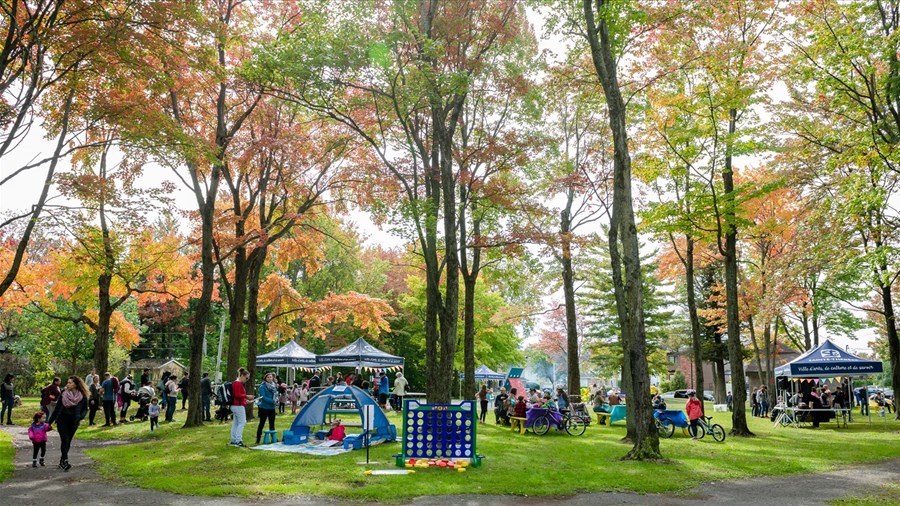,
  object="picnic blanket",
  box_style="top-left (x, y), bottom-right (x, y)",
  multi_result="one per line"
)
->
top-left (250, 442), bottom-right (351, 456)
